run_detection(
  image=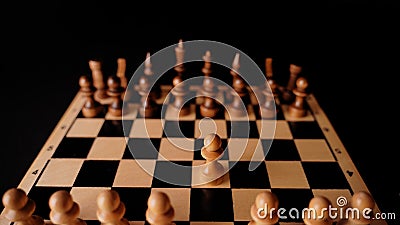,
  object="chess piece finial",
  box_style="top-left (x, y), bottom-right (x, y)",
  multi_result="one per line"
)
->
top-left (288, 77), bottom-right (308, 118)
top-left (249, 190), bottom-right (279, 225)
top-left (146, 191), bottom-right (175, 225)
top-left (49, 190), bottom-right (86, 225)
top-left (303, 196), bottom-right (333, 225)
top-left (2, 188), bottom-right (45, 225)
top-left (96, 190), bottom-right (129, 225)
top-left (89, 60), bottom-right (108, 100)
